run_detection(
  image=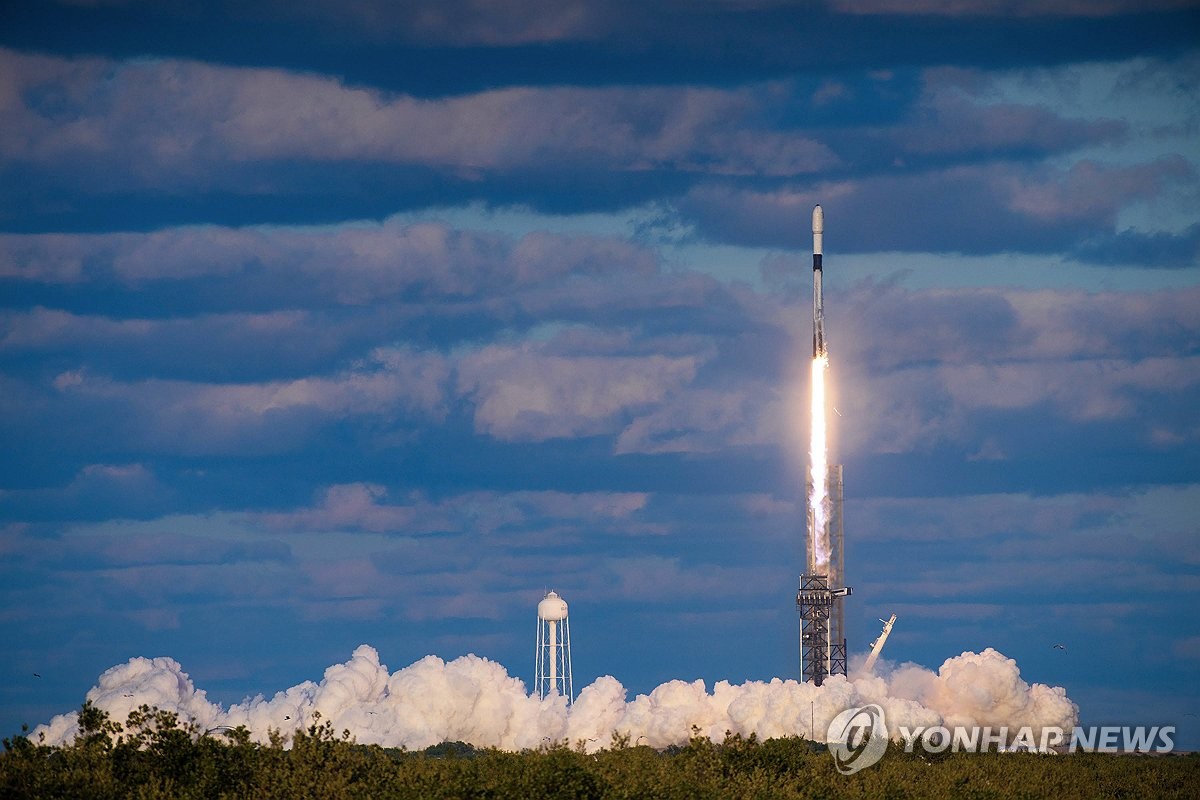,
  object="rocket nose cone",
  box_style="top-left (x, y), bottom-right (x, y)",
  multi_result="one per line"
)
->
top-left (812, 205), bottom-right (823, 234)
